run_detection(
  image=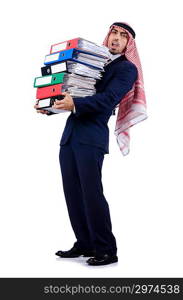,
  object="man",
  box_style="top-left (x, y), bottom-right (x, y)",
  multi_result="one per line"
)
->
top-left (35, 22), bottom-right (147, 266)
